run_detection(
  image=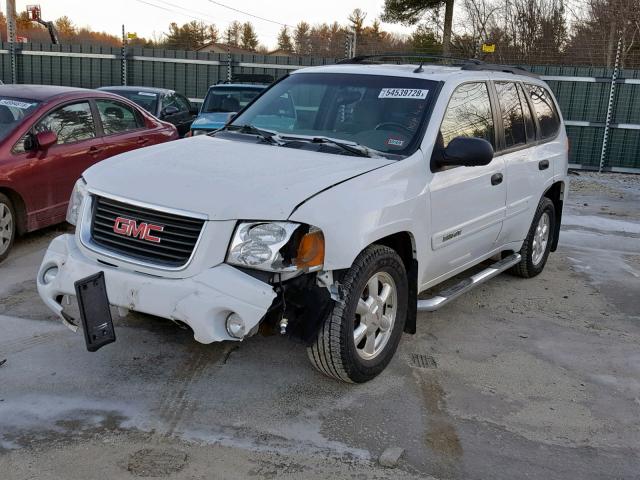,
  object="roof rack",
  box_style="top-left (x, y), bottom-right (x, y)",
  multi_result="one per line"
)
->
top-left (337, 53), bottom-right (483, 66)
top-left (460, 63), bottom-right (539, 78)
top-left (337, 53), bottom-right (540, 78)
